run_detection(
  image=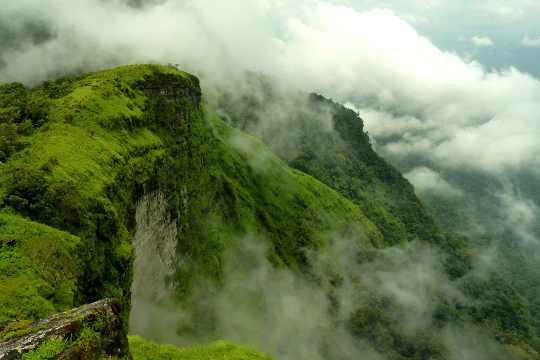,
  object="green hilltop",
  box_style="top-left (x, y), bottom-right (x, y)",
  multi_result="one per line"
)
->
top-left (0, 64), bottom-right (538, 359)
